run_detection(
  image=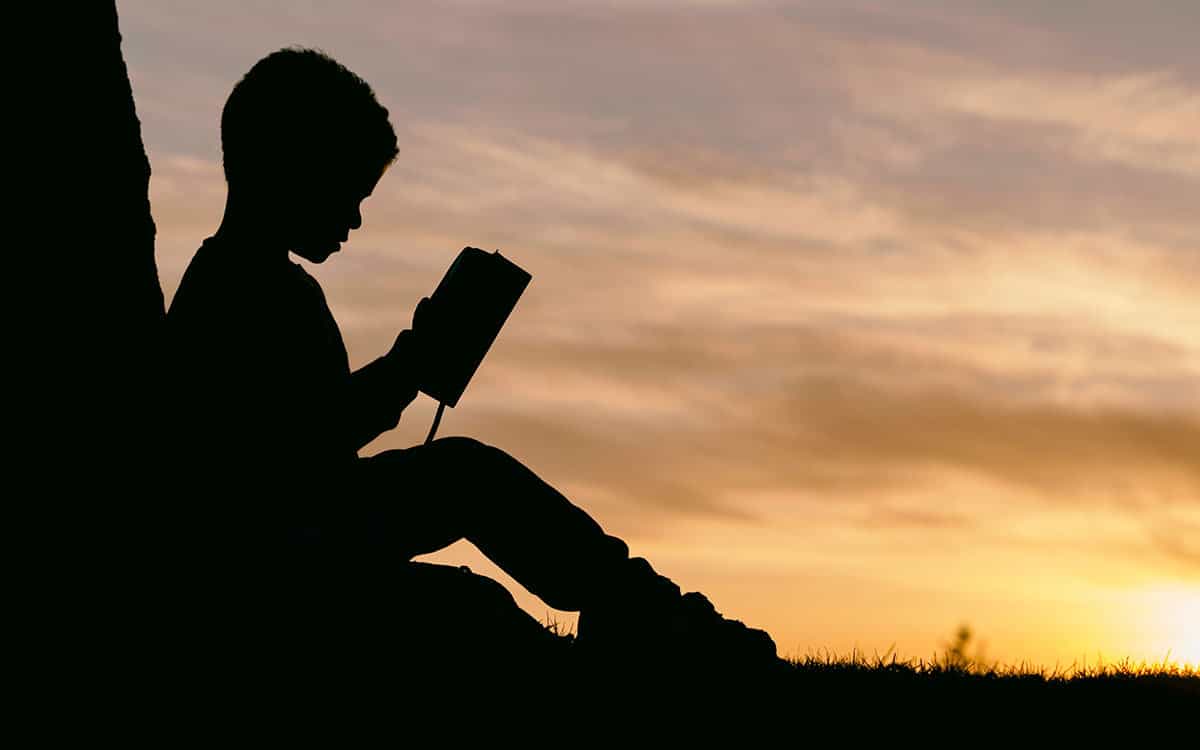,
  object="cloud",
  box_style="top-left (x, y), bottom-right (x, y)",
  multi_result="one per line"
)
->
top-left (1150, 522), bottom-right (1200, 573)
top-left (920, 69), bottom-right (1200, 178)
